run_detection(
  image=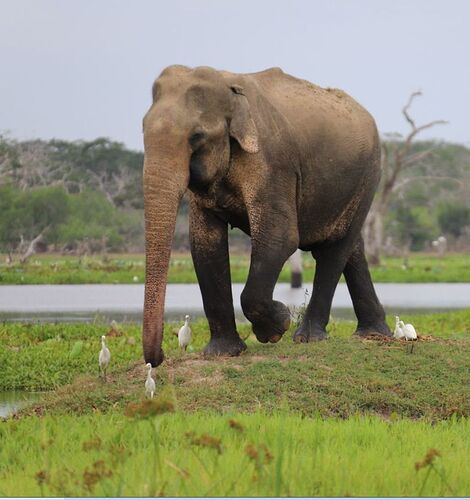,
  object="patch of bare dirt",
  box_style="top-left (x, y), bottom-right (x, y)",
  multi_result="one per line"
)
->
top-left (106, 326), bottom-right (123, 337)
top-left (244, 354), bottom-right (270, 363)
top-left (125, 361), bottom-right (152, 381)
top-left (357, 333), bottom-right (464, 346)
top-left (358, 334), bottom-right (395, 343)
